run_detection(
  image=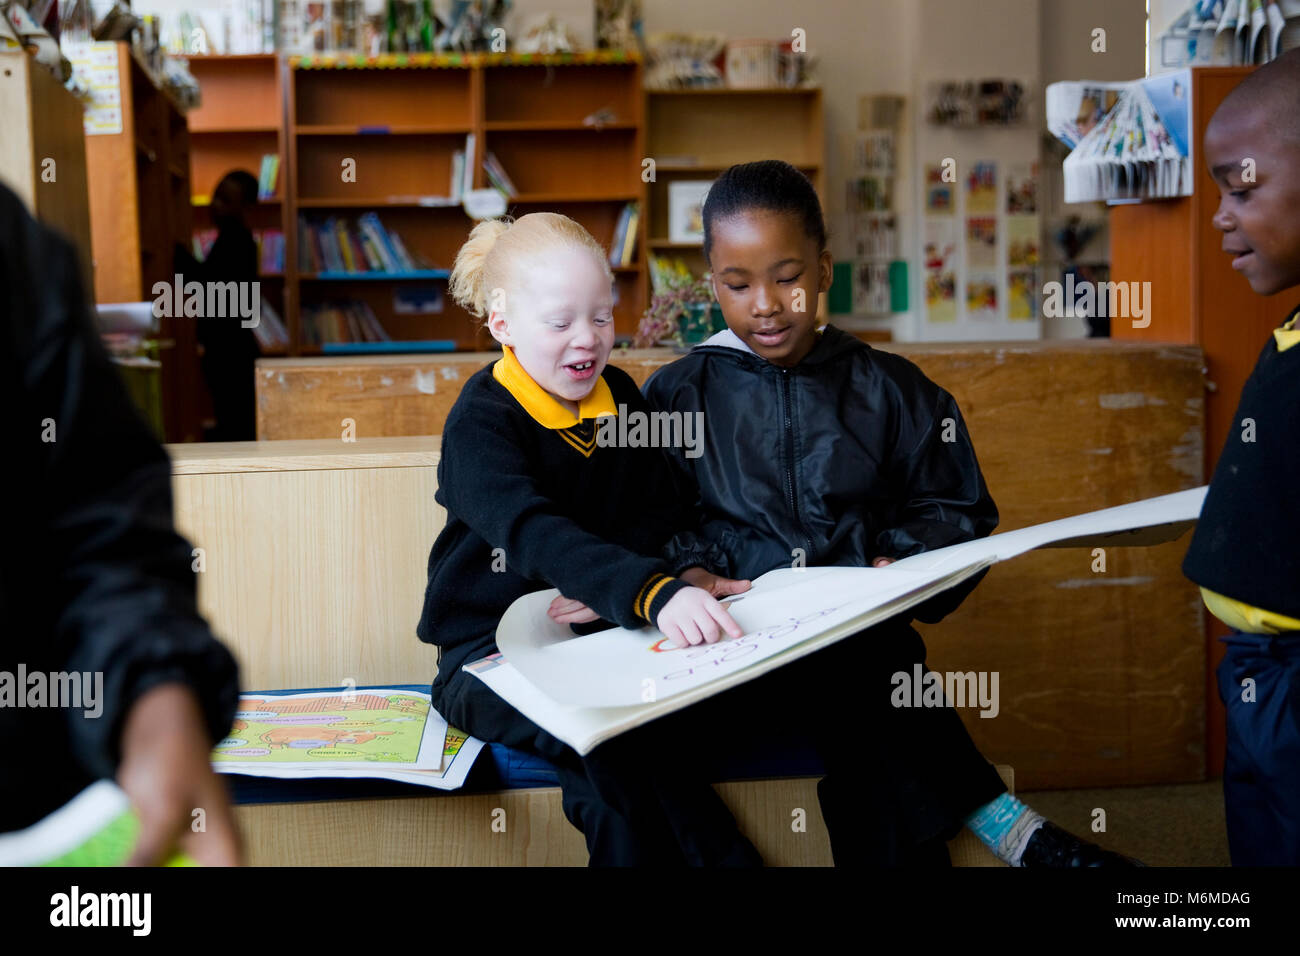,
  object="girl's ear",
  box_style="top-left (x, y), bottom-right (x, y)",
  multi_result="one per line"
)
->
top-left (818, 249), bottom-right (834, 293)
top-left (486, 310), bottom-right (511, 346)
